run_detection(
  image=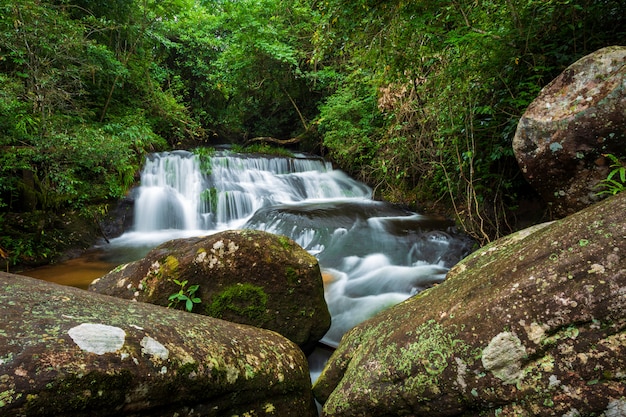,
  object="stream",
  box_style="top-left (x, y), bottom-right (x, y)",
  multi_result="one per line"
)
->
top-left (23, 149), bottom-right (473, 381)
